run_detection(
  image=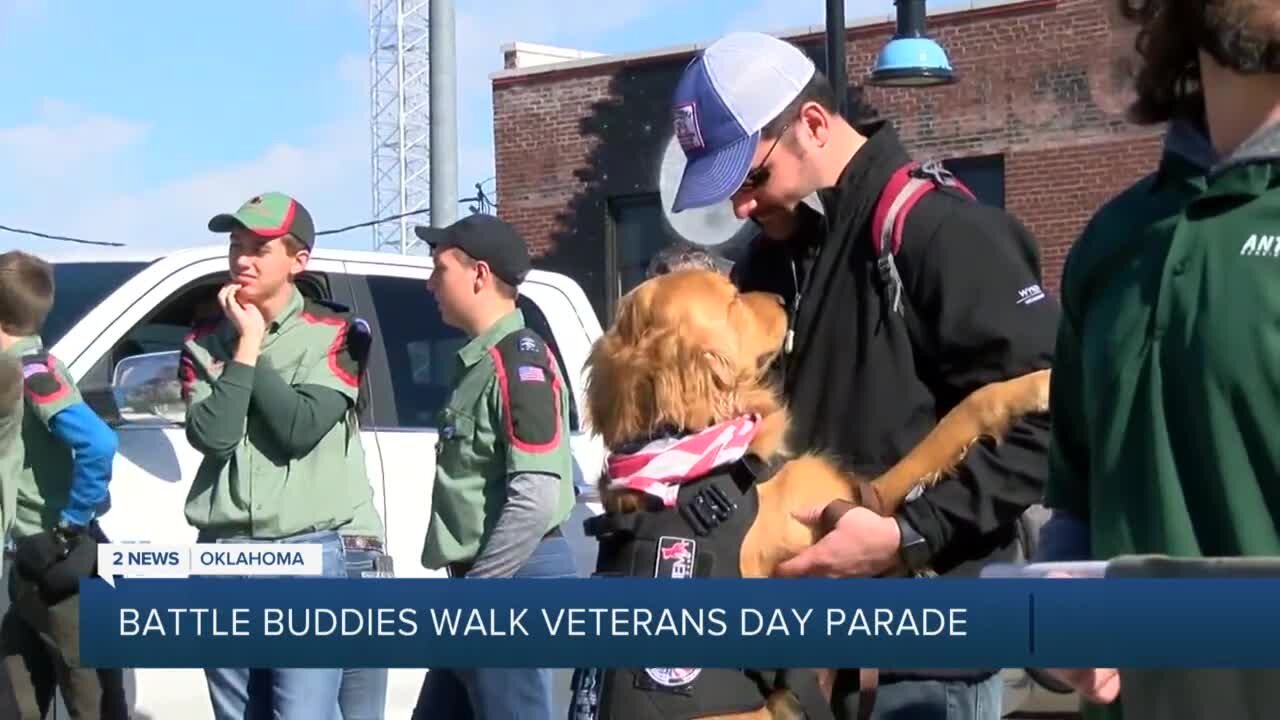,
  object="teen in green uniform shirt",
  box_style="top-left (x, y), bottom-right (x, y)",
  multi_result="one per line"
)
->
top-left (411, 214), bottom-right (576, 720)
top-left (1039, 1), bottom-right (1280, 714)
top-left (180, 193), bottom-right (382, 720)
top-left (0, 250), bottom-right (128, 720)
